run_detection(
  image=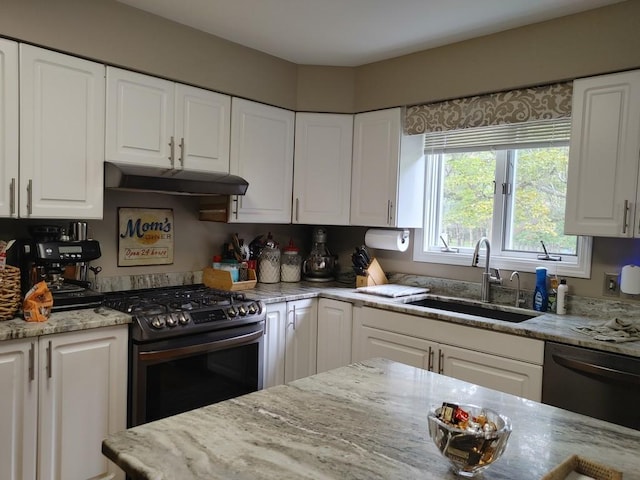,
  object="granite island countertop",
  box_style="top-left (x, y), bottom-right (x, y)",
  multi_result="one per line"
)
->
top-left (103, 357), bottom-right (640, 480)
